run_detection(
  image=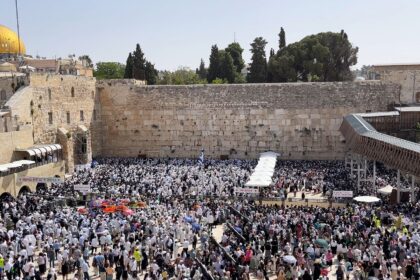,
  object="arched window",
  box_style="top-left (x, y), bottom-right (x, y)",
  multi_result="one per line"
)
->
top-left (48, 88), bottom-right (52, 100)
top-left (71, 87), bottom-right (75, 97)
